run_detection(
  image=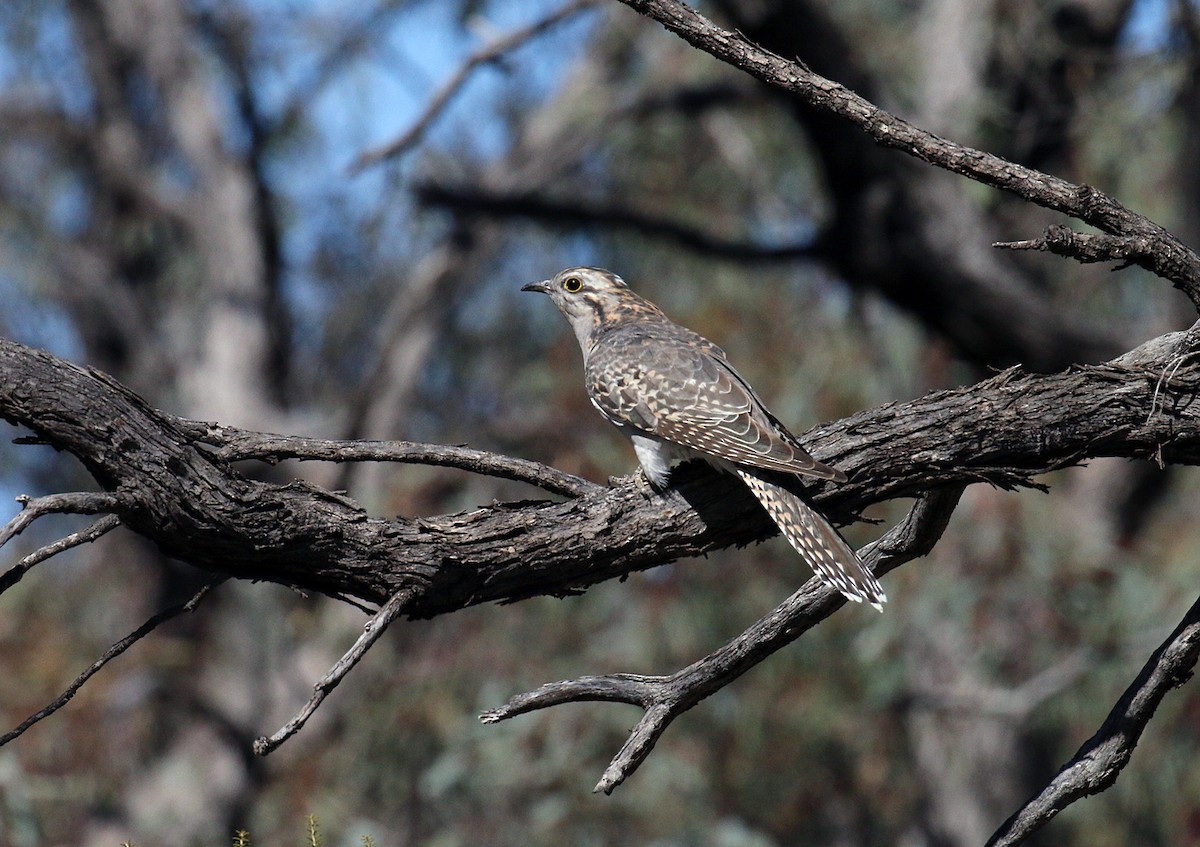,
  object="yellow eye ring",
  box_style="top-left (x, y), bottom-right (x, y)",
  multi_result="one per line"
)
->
top-left (562, 276), bottom-right (583, 292)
